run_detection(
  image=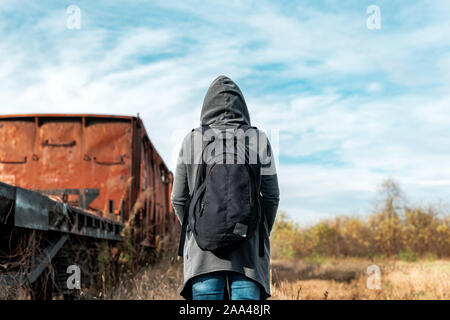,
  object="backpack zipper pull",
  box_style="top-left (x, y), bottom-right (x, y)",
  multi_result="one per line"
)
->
top-left (200, 201), bottom-right (205, 216)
